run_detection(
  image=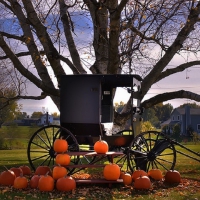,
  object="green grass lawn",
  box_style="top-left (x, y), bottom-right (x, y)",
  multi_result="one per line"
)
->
top-left (0, 126), bottom-right (39, 149)
top-left (0, 149), bottom-right (29, 170)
